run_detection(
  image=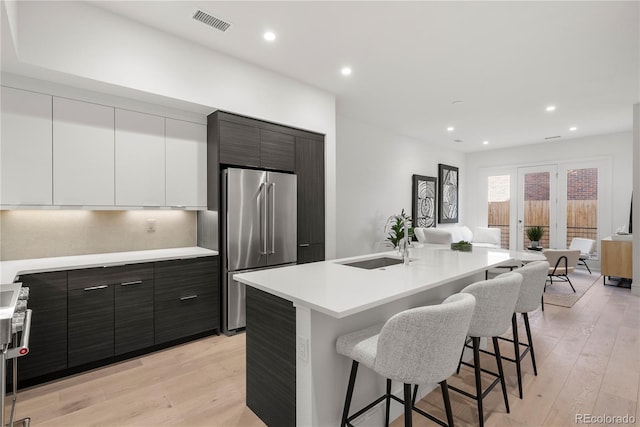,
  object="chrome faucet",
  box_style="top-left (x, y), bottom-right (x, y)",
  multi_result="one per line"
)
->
top-left (397, 216), bottom-right (411, 265)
